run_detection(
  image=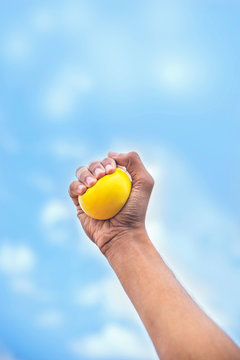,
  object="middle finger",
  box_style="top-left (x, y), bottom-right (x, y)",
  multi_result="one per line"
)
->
top-left (75, 166), bottom-right (97, 188)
